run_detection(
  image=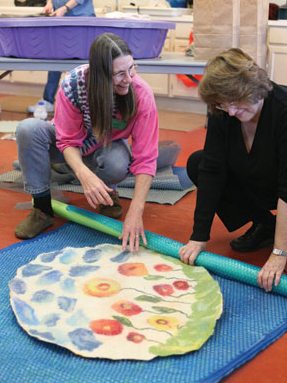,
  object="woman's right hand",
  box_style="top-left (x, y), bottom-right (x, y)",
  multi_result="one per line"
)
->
top-left (179, 240), bottom-right (207, 265)
top-left (77, 167), bottom-right (113, 209)
top-left (43, 0), bottom-right (53, 15)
